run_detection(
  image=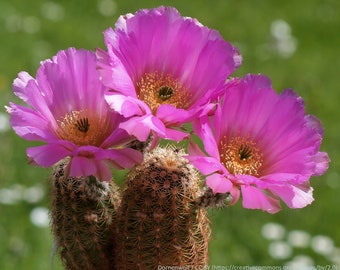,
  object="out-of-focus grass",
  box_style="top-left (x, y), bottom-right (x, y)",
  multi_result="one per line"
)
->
top-left (0, 0), bottom-right (339, 269)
